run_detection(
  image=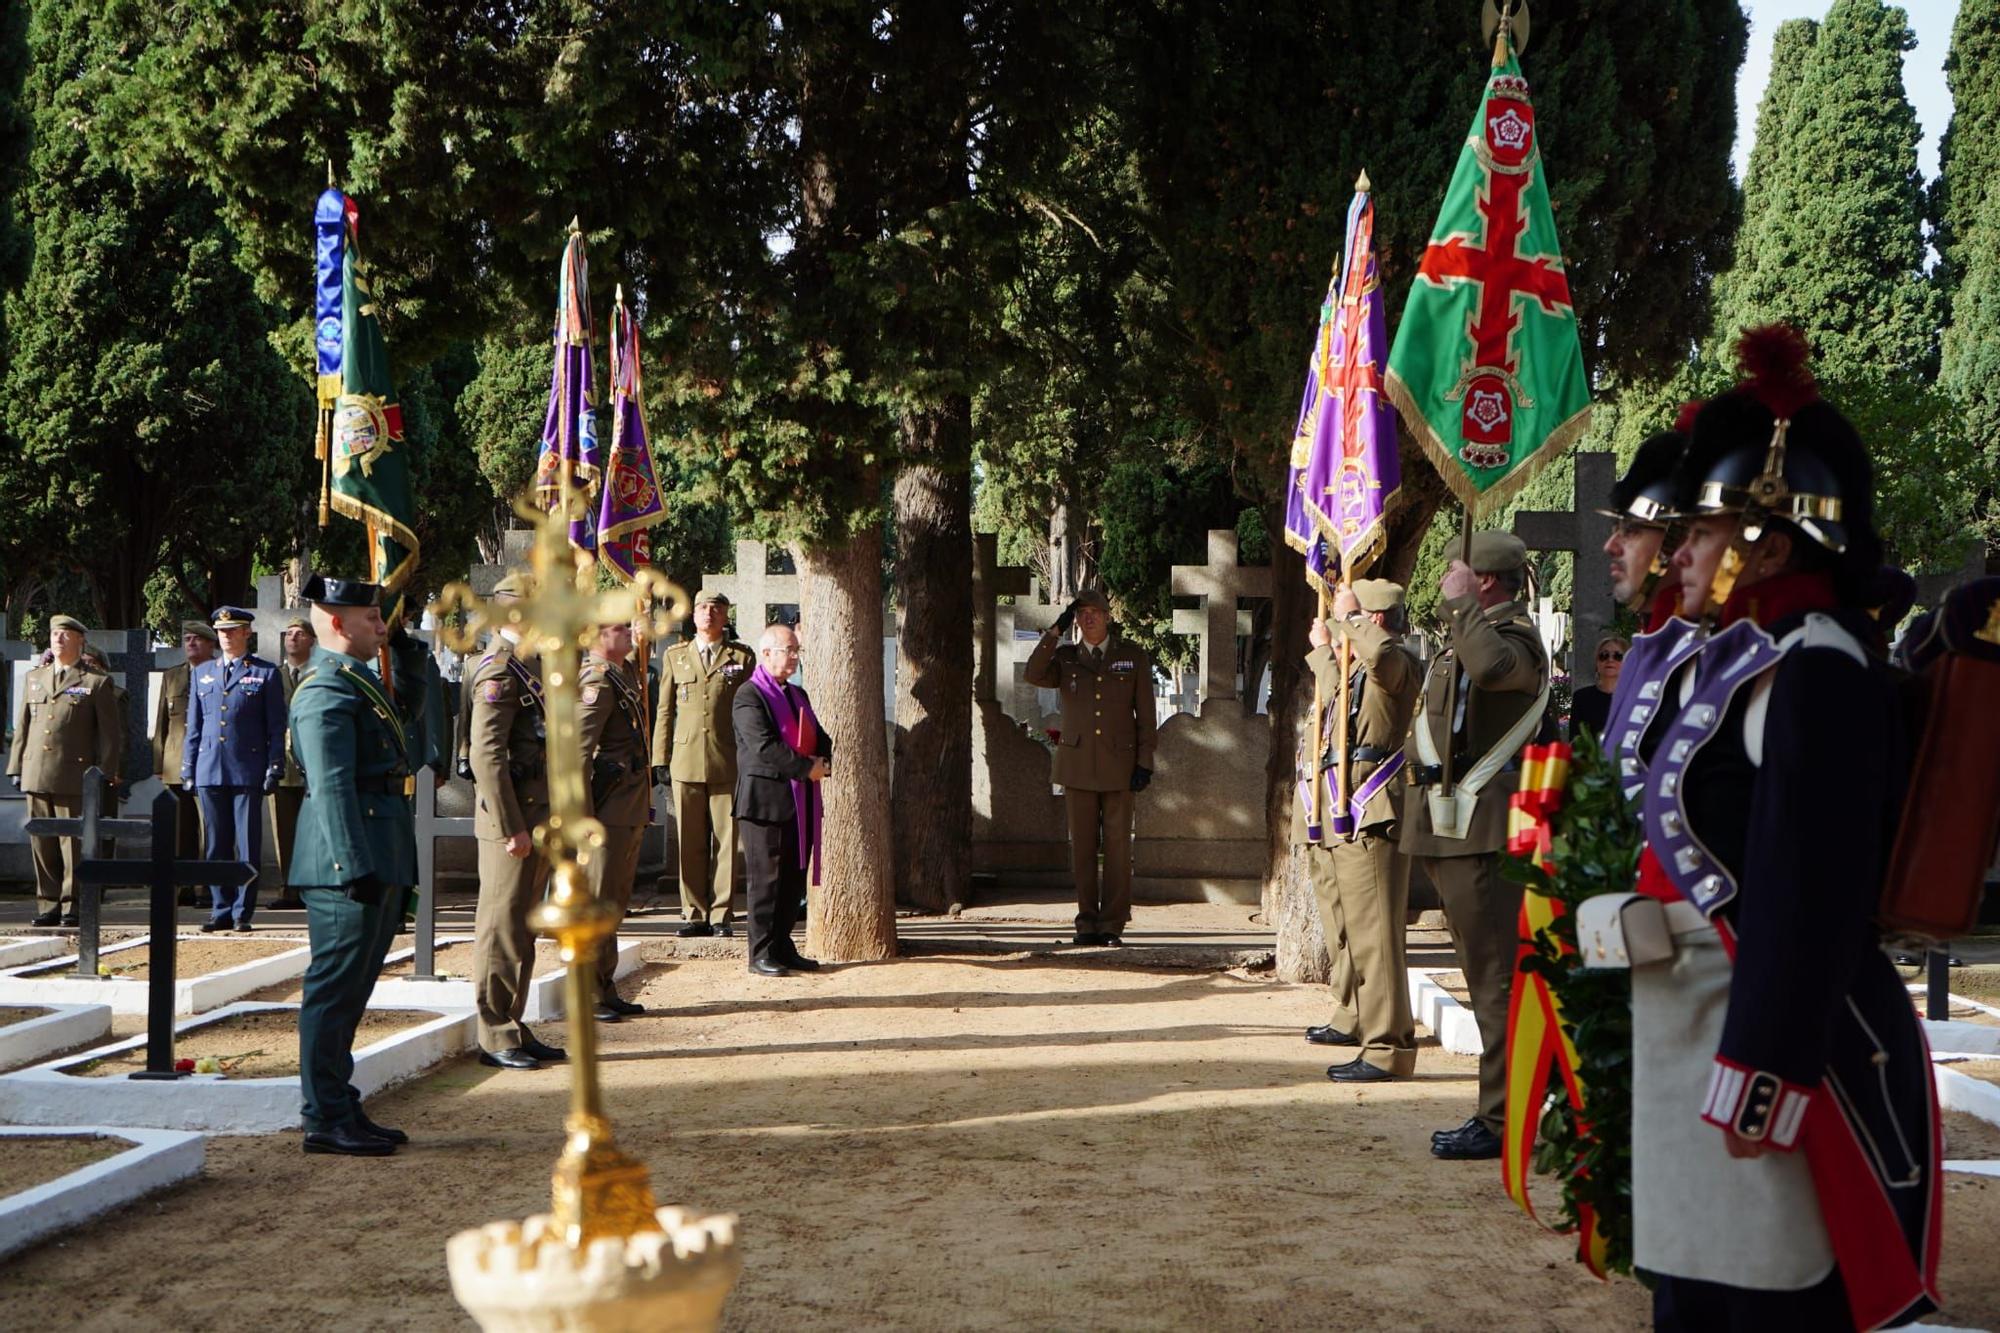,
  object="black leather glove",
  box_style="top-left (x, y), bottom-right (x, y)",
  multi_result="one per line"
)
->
top-left (1054, 600), bottom-right (1079, 636)
top-left (454, 755), bottom-right (474, 781)
top-left (1130, 765), bottom-right (1153, 793)
top-left (651, 765), bottom-right (670, 787)
top-left (262, 771), bottom-right (282, 796)
top-left (345, 873), bottom-right (385, 905)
